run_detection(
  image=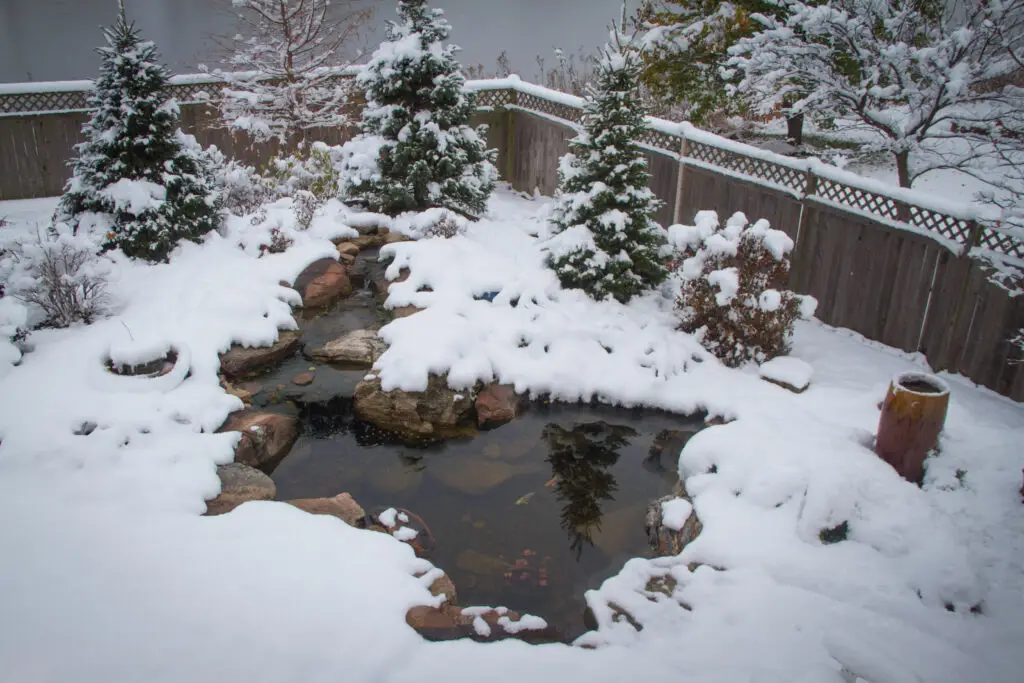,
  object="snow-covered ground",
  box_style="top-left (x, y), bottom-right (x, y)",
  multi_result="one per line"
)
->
top-left (0, 189), bottom-right (1022, 682)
